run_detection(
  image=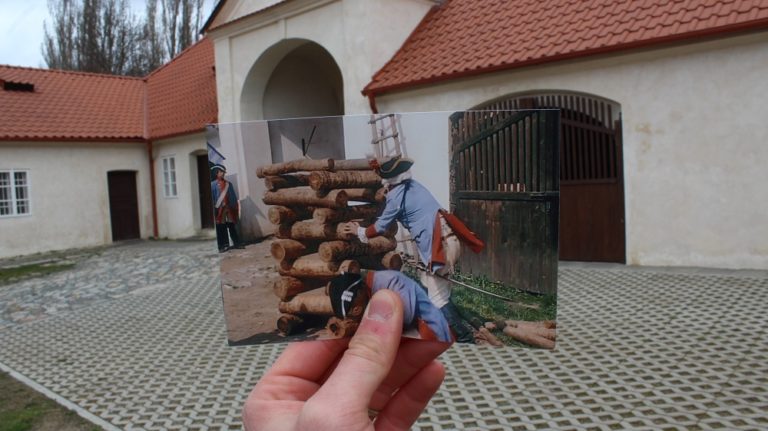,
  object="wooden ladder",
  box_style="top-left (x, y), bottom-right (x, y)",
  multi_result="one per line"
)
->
top-left (368, 113), bottom-right (402, 159)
